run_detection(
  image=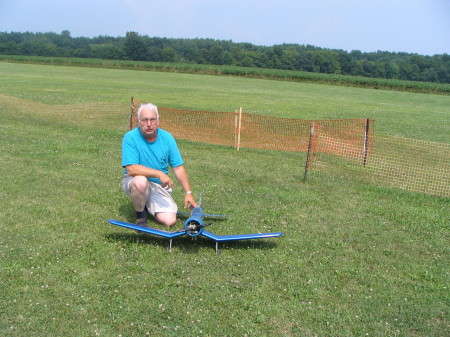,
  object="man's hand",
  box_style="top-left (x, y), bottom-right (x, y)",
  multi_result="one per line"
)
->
top-left (172, 165), bottom-right (197, 208)
top-left (184, 194), bottom-right (198, 209)
top-left (159, 173), bottom-right (174, 189)
top-left (126, 165), bottom-right (172, 188)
